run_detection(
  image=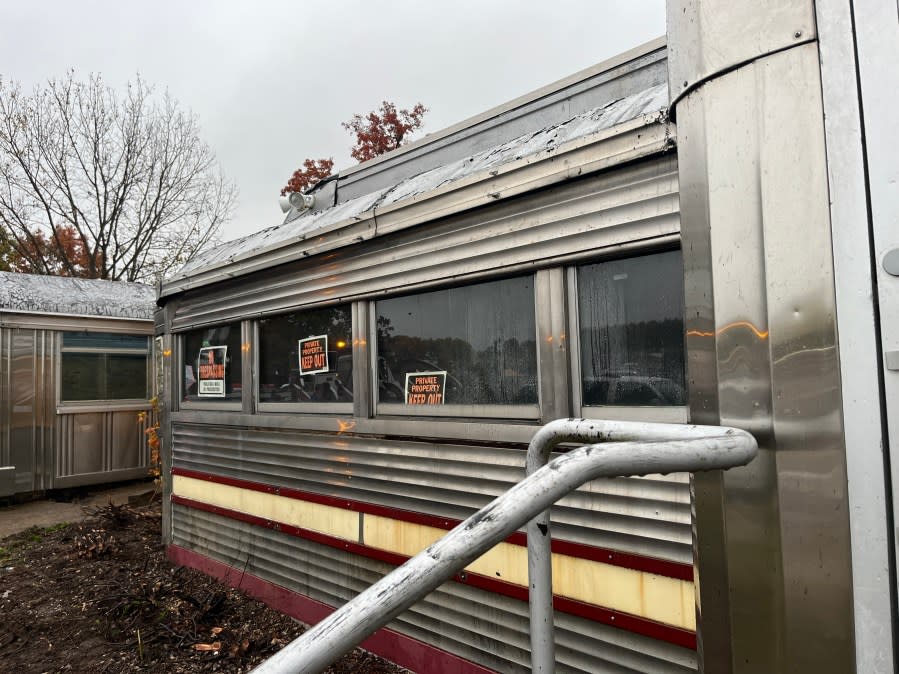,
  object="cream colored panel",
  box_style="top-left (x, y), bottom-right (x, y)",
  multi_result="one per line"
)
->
top-left (363, 516), bottom-right (444, 556)
top-left (468, 542), bottom-right (530, 586)
top-left (641, 572), bottom-right (695, 630)
top-left (553, 553), bottom-right (695, 630)
top-left (173, 475), bottom-right (358, 541)
top-left (364, 515), bottom-right (530, 586)
top-left (176, 481), bottom-right (695, 628)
